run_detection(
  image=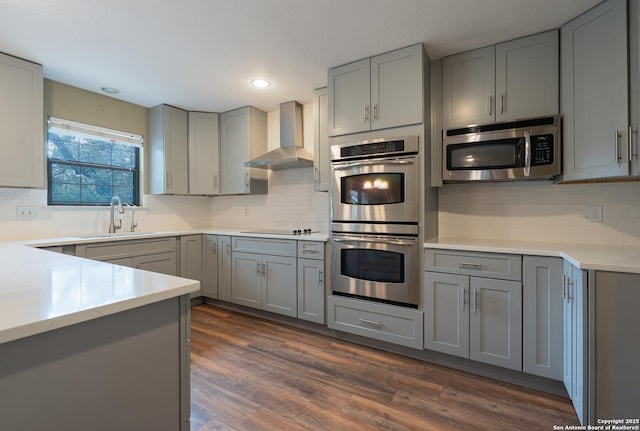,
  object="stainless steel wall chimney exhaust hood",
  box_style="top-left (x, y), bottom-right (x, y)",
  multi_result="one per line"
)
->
top-left (244, 101), bottom-right (314, 170)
